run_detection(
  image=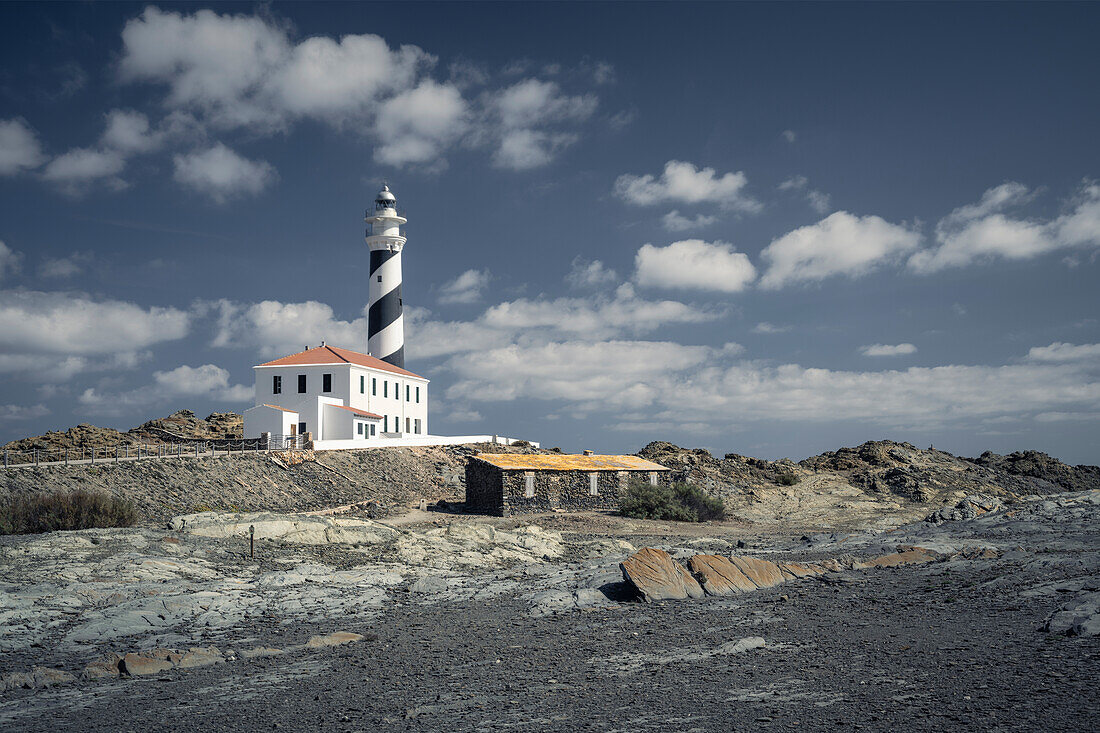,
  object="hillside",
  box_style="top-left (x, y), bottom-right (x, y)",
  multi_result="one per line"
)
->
top-left (2, 410), bottom-right (243, 452)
